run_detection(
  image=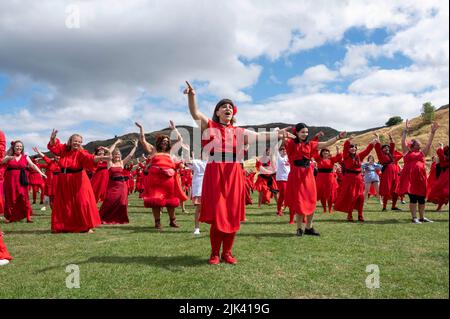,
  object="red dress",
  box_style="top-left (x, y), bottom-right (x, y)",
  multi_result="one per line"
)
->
top-left (3, 155), bottom-right (33, 222)
top-left (285, 138), bottom-right (319, 215)
top-left (99, 167), bottom-right (129, 224)
top-left (143, 153), bottom-right (188, 208)
top-left (374, 142), bottom-right (403, 199)
top-left (42, 156), bottom-right (60, 197)
top-left (334, 141), bottom-right (374, 214)
top-left (123, 166), bottom-right (134, 194)
top-left (47, 139), bottom-right (101, 233)
top-left (428, 148), bottom-right (449, 205)
top-left (28, 160), bottom-right (45, 186)
top-left (0, 232), bottom-right (12, 261)
top-left (200, 120), bottom-right (246, 233)
top-left (426, 162), bottom-right (437, 198)
top-left (397, 151), bottom-right (427, 197)
top-left (254, 159), bottom-right (278, 204)
top-left (314, 153), bottom-right (342, 205)
top-left (90, 161), bottom-right (109, 202)
top-left (0, 130), bottom-right (6, 215)
top-left (135, 164), bottom-right (145, 193)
